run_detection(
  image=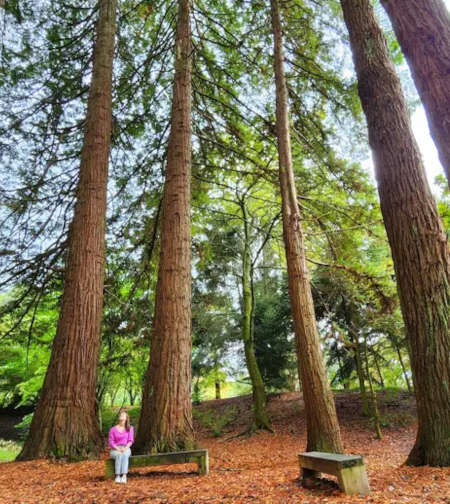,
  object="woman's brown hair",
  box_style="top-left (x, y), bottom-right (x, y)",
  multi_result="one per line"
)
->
top-left (118, 410), bottom-right (131, 431)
